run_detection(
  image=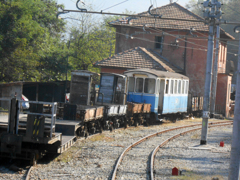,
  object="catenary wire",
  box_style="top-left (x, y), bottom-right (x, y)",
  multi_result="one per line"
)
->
top-left (113, 27), bottom-right (239, 56)
top-left (101, 0), bottom-right (129, 12)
